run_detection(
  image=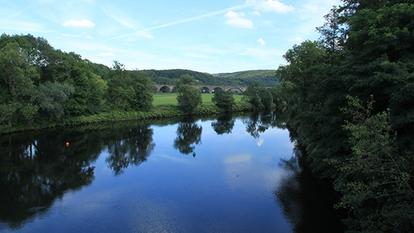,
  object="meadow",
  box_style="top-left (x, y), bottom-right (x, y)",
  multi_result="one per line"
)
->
top-left (153, 93), bottom-right (244, 106)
